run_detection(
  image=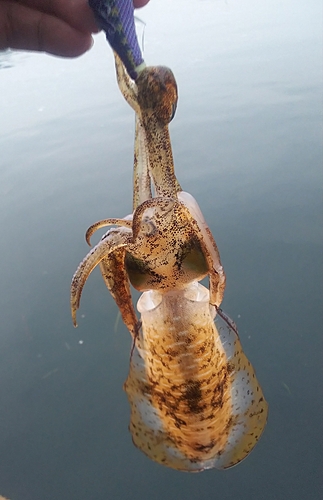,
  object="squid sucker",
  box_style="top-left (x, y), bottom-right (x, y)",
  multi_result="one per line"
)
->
top-left (70, 53), bottom-right (268, 472)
